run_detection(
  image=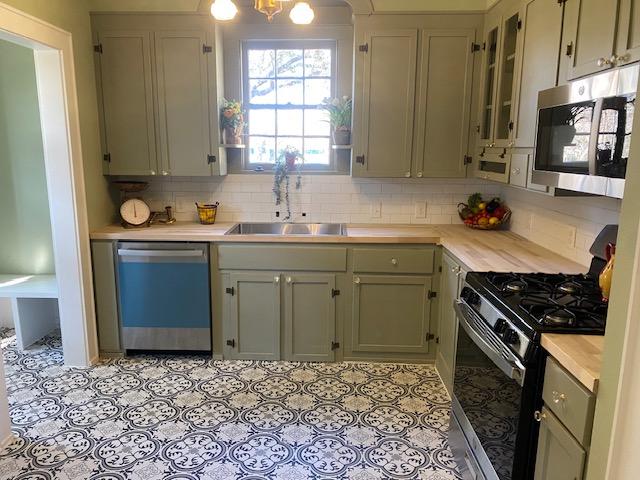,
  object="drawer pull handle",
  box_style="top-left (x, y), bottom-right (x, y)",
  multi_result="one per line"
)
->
top-left (354, 277), bottom-right (361, 284)
top-left (274, 276), bottom-right (280, 284)
top-left (552, 391), bottom-right (567, 404)
top-left (534, 410), bottom-right (547, 422)
top-left (391, 258), bottom-right (398, 266)
top-left (286, 277), bottom-right (292, 284)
